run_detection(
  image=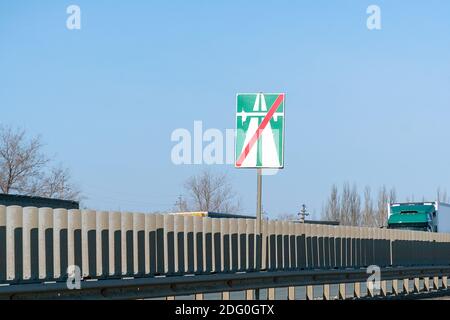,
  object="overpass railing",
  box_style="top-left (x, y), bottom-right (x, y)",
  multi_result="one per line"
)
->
top-left (1, 205), bottom-right (450, 283)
